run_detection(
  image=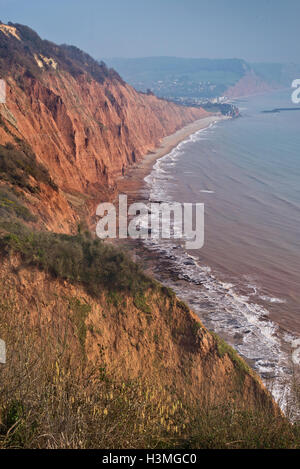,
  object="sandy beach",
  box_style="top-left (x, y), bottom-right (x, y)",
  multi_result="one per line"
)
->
top-left (117, 114), bottom-right (226, 202)
top-left (113, 112), bottom-right (227, 271)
